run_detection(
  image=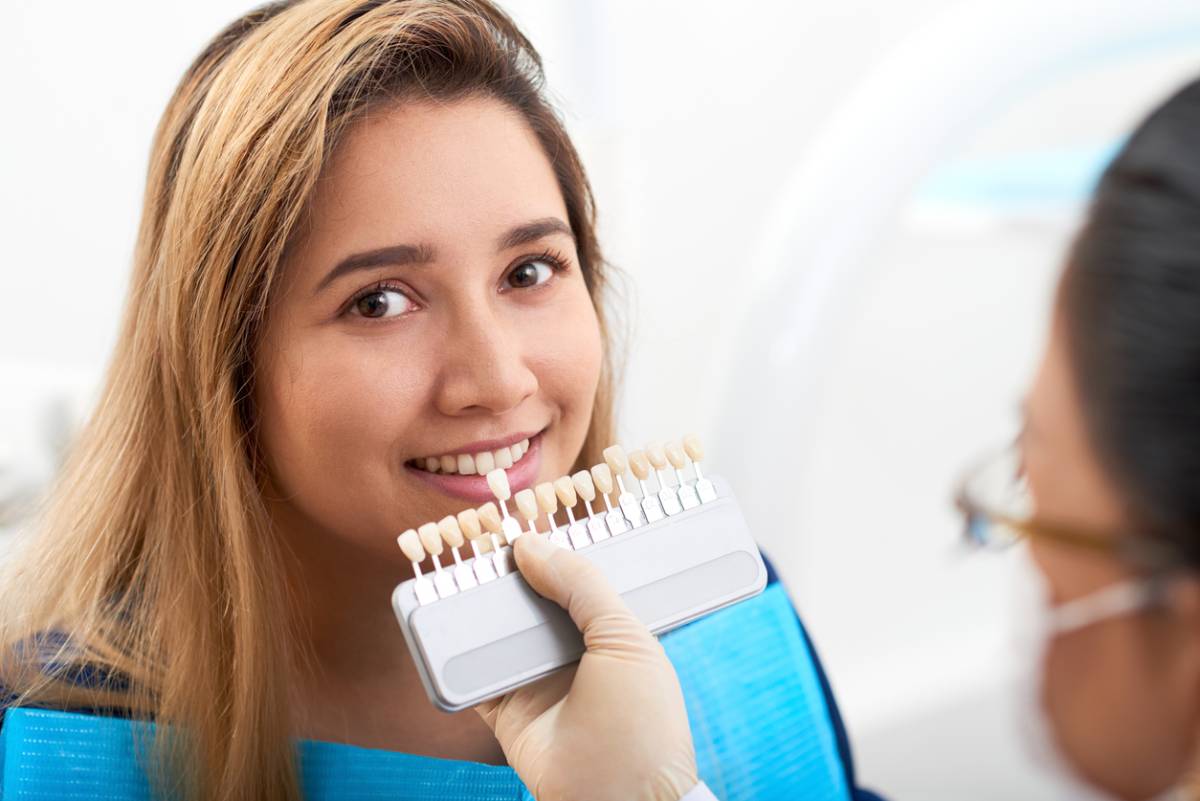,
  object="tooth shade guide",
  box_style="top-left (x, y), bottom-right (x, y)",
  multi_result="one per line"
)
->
top-left (450, 510), bottom-right (497, 583)
top-left (604, 445), bottom-right (646, 528)
top-left (557, 475), bottom-right (591, 549)
top-left (534, 482), bottom-right (558, 514)
top-left (603, 444), bottom-right (629, 475)
top-left (457, 509), bottom-right (483, 540)
top-left (486, 468), bottom-right (512, 502)
top-left (646, 442), bottom-right (668, 470)
top-left (658, 483), bottom-right (685, 516)
top-left (440, 516), bottom-right (479, 591)
top-left (437, 516), bottom-right (465, 548)
top-left (416, 524), bottom-right (458, 598)
top-left (553, 476), bottom-right (577, 511)
top-left (619, 491), bottom-right (648, 528)
top-left (627, 449), bottom-right (665, 523)
top-left (514, 488), bottom-right (539, 535)
top-left (487, 476), bottom-right (523, 559)
top-left (402, 435), bottom-right (721, 606)
top-left (627, 449), bottom-right (651, 481)
top-left (417, 523), bottom-right (443, 556)
top-left (567, 517), bottom-right (592, 550)
top-left (476, 501), bottom-right (511, 576)
top-left (664, 440), bottom-right (701, 510)
top-left (590, 463), bottom-right (615, 495)
top-left (646, 444), bottom-right (684, 517)
top-left (570, 470), bottom-right (596, 503)
top-left (641, 487), bottom-right (667, 524)
top-left (667, 442), bottom-right (687, 470)
top-left (478, 502), bottom-right (502, 533)
top-left (397, 529), bottom-right (425, 563)
top-left (392, 469), bottom-right (767, 712)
